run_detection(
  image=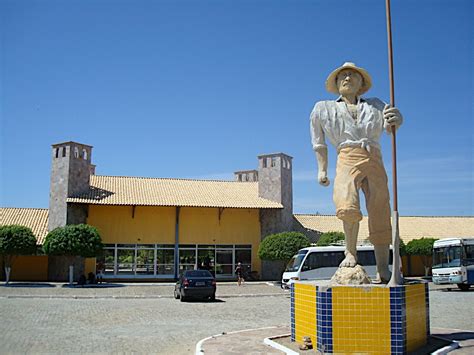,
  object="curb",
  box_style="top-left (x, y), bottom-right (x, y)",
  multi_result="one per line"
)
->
top-left (263, 334), bottom-right (299, 355)
top-left (195, 326), bottom-right (280, 355)
top-left (0, 292), bottom-right (288, 300)
top-left (431, 336), bottom-right (460, 355)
